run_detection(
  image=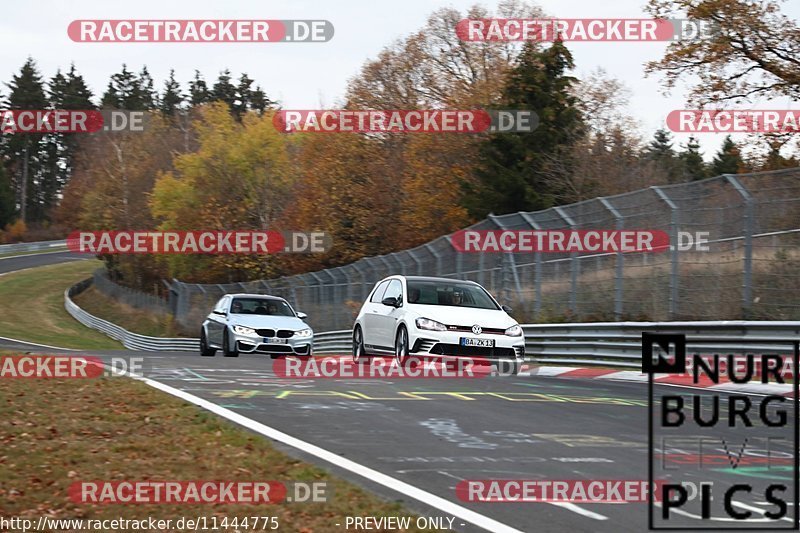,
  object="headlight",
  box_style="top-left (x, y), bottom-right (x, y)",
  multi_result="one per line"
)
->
top-left (232, 325), bottom-right (257, 335)
top-left (295, 328), bottom-right (313, 338)
top-left (416, 317), bottom-right (447, 331)
top-left (504, 324), bottom-right (523, 337)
